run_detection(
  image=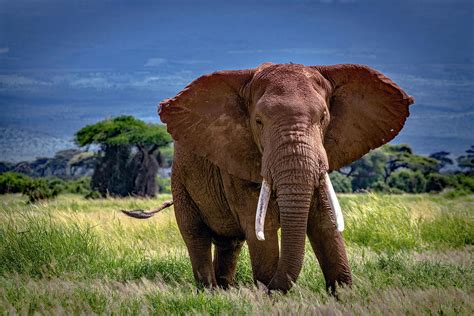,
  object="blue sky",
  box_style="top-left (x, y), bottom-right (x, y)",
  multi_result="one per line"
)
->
top-left (0, 0), bottom-right (473, 161)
